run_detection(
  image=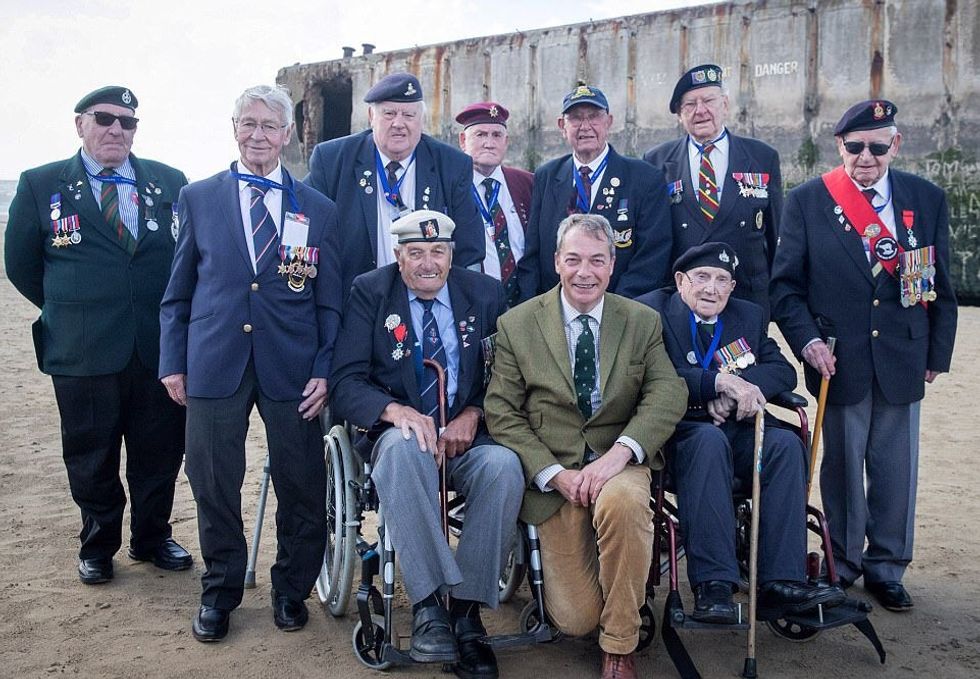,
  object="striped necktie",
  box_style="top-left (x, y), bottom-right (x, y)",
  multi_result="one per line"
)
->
top-left (419, 298), bottom-right (448, 421)
top-left (483, 177), bottom-right (518, 304)
top-left (698, 143), bottom-right (719, 222)
top-left (99, 169), bottom-right (136, 253)
top-left (249, 184), bottom-right (277, 270)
